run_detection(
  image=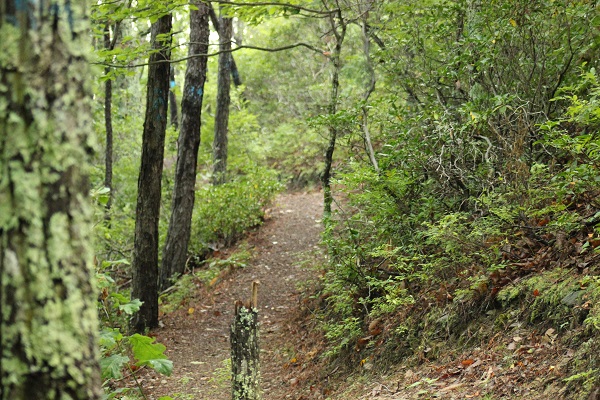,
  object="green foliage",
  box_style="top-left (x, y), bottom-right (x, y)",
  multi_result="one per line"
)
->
top-left (97, 257), bottom-right (173, 397)
top-left (190, 164), bottom-right (282, 252)
top-left (129, 334), bottom-right (173, 375)
top-left (322, 317), bottom-right (362, 358)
